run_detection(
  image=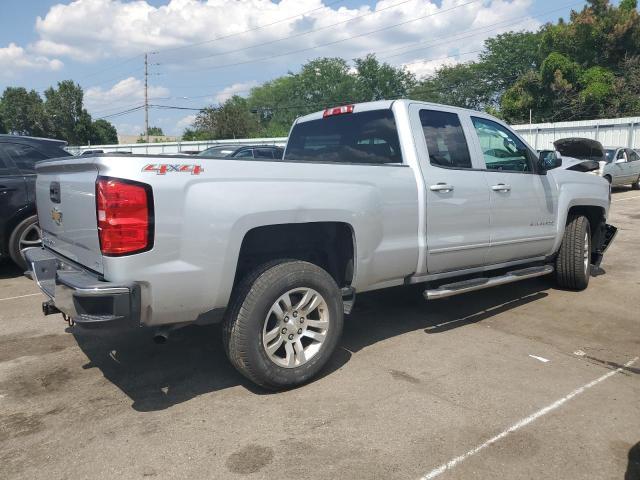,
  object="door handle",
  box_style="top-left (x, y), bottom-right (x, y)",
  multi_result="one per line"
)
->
top-left (429, 183), bottom-right (454, 192)
top-left (491, 183), bottom-right (511, 192)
